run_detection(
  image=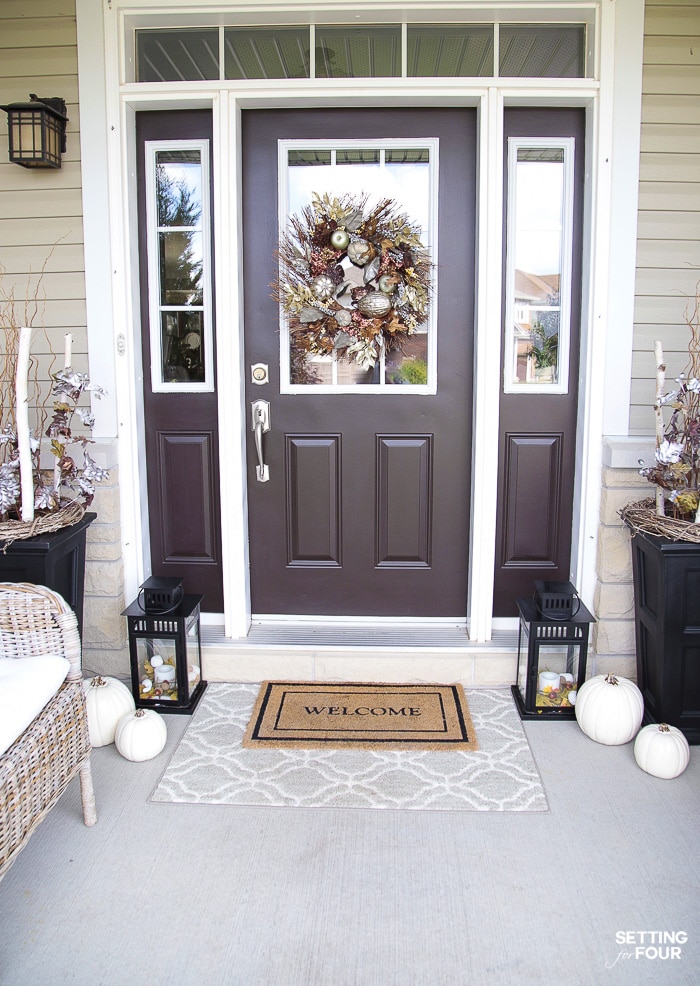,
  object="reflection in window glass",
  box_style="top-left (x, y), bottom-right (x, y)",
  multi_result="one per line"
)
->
top-left (407, 25), bottom-right (494, 77)
top-left (224, 28), bottom-right (310, 79)
top-left (499, 25), bottom-right (586, 78)
top-left (148, 146), bottom-right (212, 389)
top-left (136, 29), bottom-right (219, 82)
top-left (159, 231), bottom-right (203, 306)
top-left (135, 23), bottom-right (592, 84)
top-left (283, 143), bottom-right (435, 392)
top-left (315, 27), bottom-right (401, 78)
top-left (505, 142), bottom-right (573, 392)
